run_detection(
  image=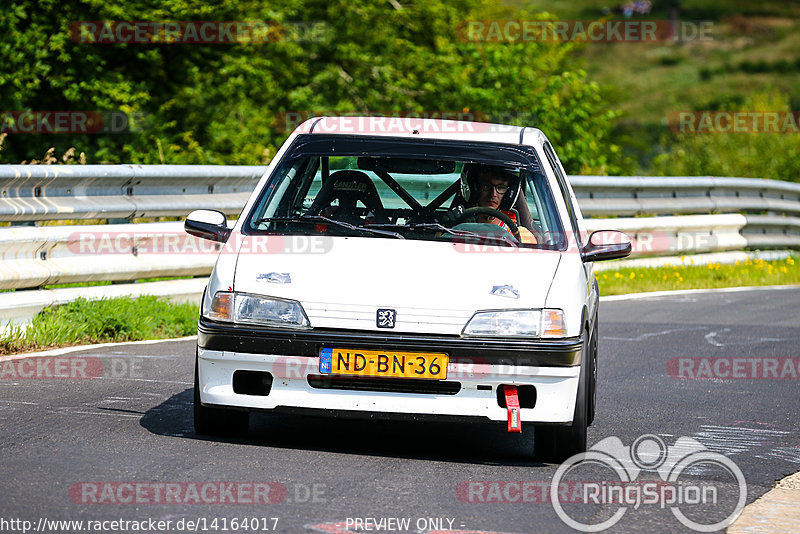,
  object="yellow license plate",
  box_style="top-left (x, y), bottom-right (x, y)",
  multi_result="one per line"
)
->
top-left (319, 348), bottom-right (448, 380)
